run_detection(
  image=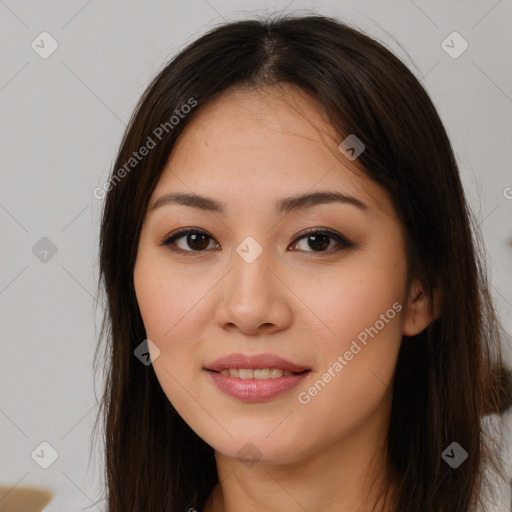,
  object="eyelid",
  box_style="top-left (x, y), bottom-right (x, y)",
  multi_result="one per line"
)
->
top-left (159, 226), bottom-right (355, 254)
